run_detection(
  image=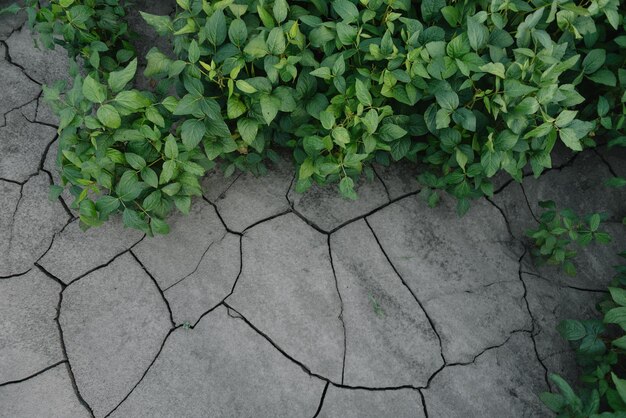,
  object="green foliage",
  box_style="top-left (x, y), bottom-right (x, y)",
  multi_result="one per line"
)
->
top-left (527, 201), bottom-right (611, 276)
top-left (541, 252), bottom-right (626, 417)
top-left (15, 0), bottom-right (626, 232)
